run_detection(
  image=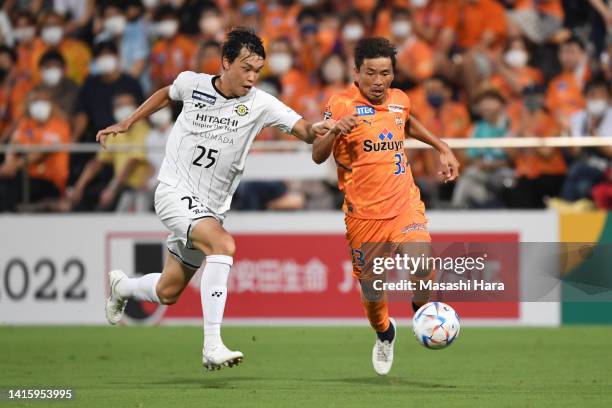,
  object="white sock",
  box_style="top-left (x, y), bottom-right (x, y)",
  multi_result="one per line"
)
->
top-left (116, 273), bottom-right (161, 303)
top-left (201, 255), bottom-right (232, 350)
